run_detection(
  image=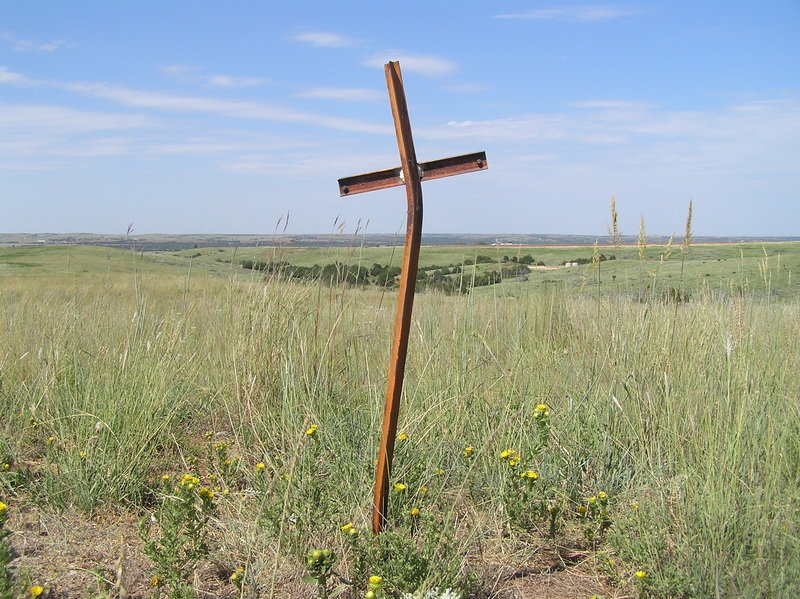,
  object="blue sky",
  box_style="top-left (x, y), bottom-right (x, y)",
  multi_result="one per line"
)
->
top-left (2, 1), bottom-right (799, 237)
